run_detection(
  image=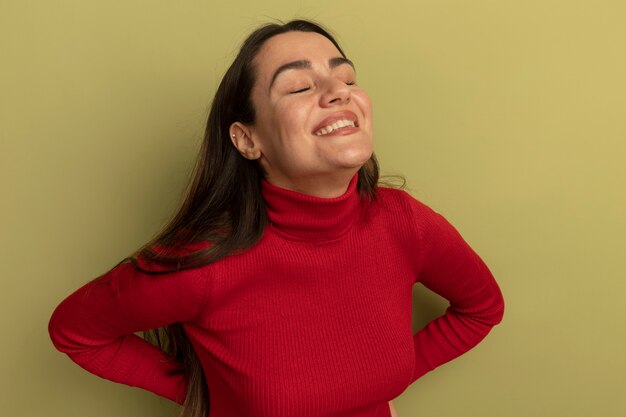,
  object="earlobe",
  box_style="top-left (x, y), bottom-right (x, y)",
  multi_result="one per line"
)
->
top-left (229, 122), bottom-right (261, 160)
